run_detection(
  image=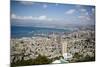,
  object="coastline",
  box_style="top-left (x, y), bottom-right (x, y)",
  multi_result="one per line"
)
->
top-left (11, 29), bottom-right (95, 65)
